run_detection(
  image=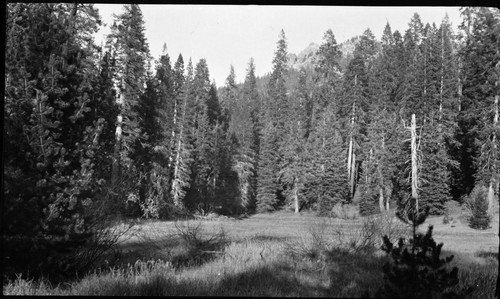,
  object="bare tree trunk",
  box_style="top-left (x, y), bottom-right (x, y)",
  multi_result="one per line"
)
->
top-left (171, 93), bottom-right (188, 209)
top-left (379, 186), bottom-right (385, 213)
top-left (386, 192), bottom-right (390, 211)
top-left (348, 99), bottom-right (356, 198)
top-left (111, 91), bottom-right (124, 188)
top-left (350, 152), bottom-right (356, 198)
top-left (458, 58), bottom-right (463, 112)
top-left (488, 92), bottom-right (498, 214)
top-left (411, 114), bottom-right (419, 211)
top-left (439, 25), bottom-right (444, 121)
top-left (294, 178), bottom-right (299, 213)
top-left (167, 98), bottom-right (178, 170)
